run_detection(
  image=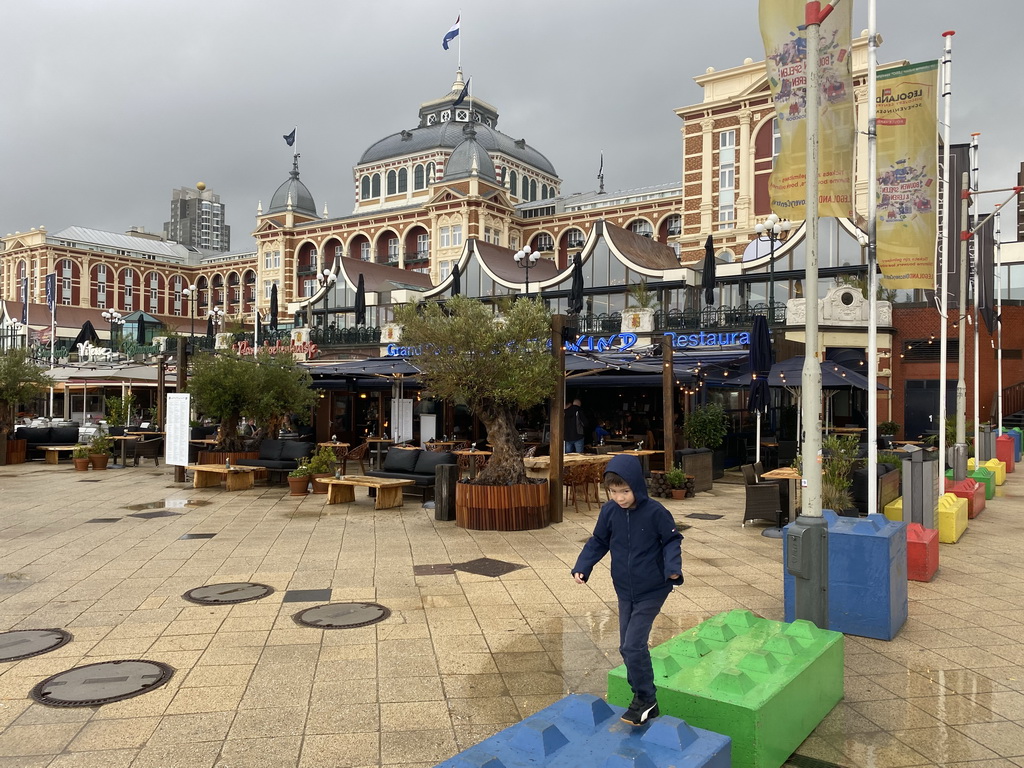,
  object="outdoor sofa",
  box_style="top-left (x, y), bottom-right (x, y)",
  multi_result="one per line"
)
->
top-left (14, 426), bottom-right (83, 461)
top-left (365, 446), bottom-right (458, 501)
